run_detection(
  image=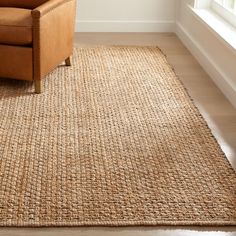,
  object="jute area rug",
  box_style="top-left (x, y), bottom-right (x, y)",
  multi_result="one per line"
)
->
top-left (0, 46), bottom-right (236, 227)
